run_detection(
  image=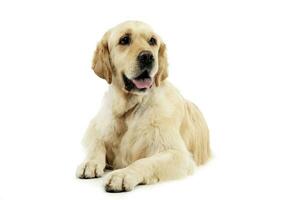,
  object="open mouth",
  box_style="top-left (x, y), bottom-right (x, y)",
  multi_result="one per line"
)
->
top-left (123, 70), bottom-right (153, 92)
